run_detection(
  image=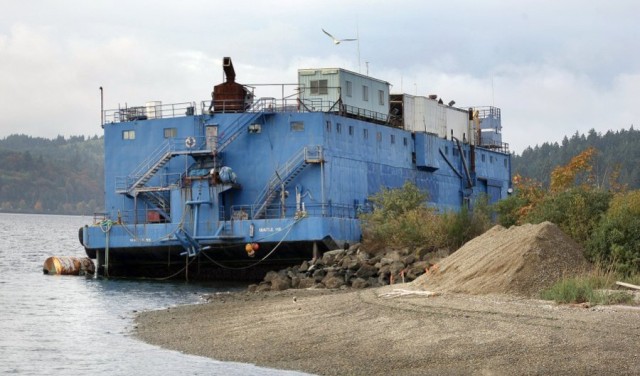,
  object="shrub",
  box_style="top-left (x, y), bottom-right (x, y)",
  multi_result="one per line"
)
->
top-left (360, 182), bottom-right (441, 252)
top-left (525, 187), bottom-right (612, 246)
top-left (442, 195), bottom-right (492, 249)
top-left (587, 191), bottom-right (640, 275)
top-left (360, 182), bottom-right (491, 253)
top-left (493, 194), bottom-right (527, 227)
